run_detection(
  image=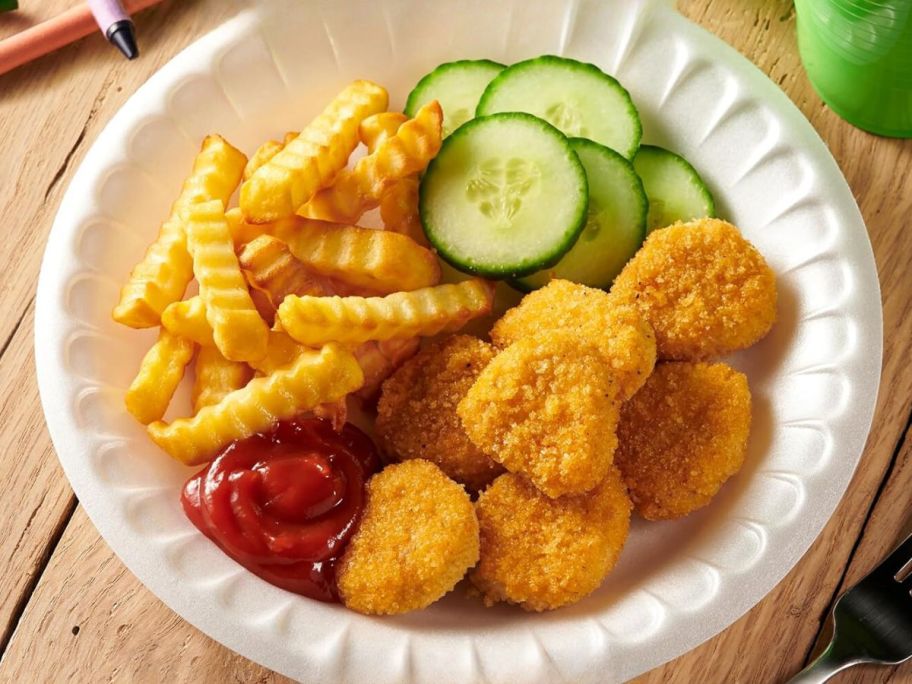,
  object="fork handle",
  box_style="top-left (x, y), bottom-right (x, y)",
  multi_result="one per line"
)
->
top-left (787, 643), bottom-right (863, 684)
